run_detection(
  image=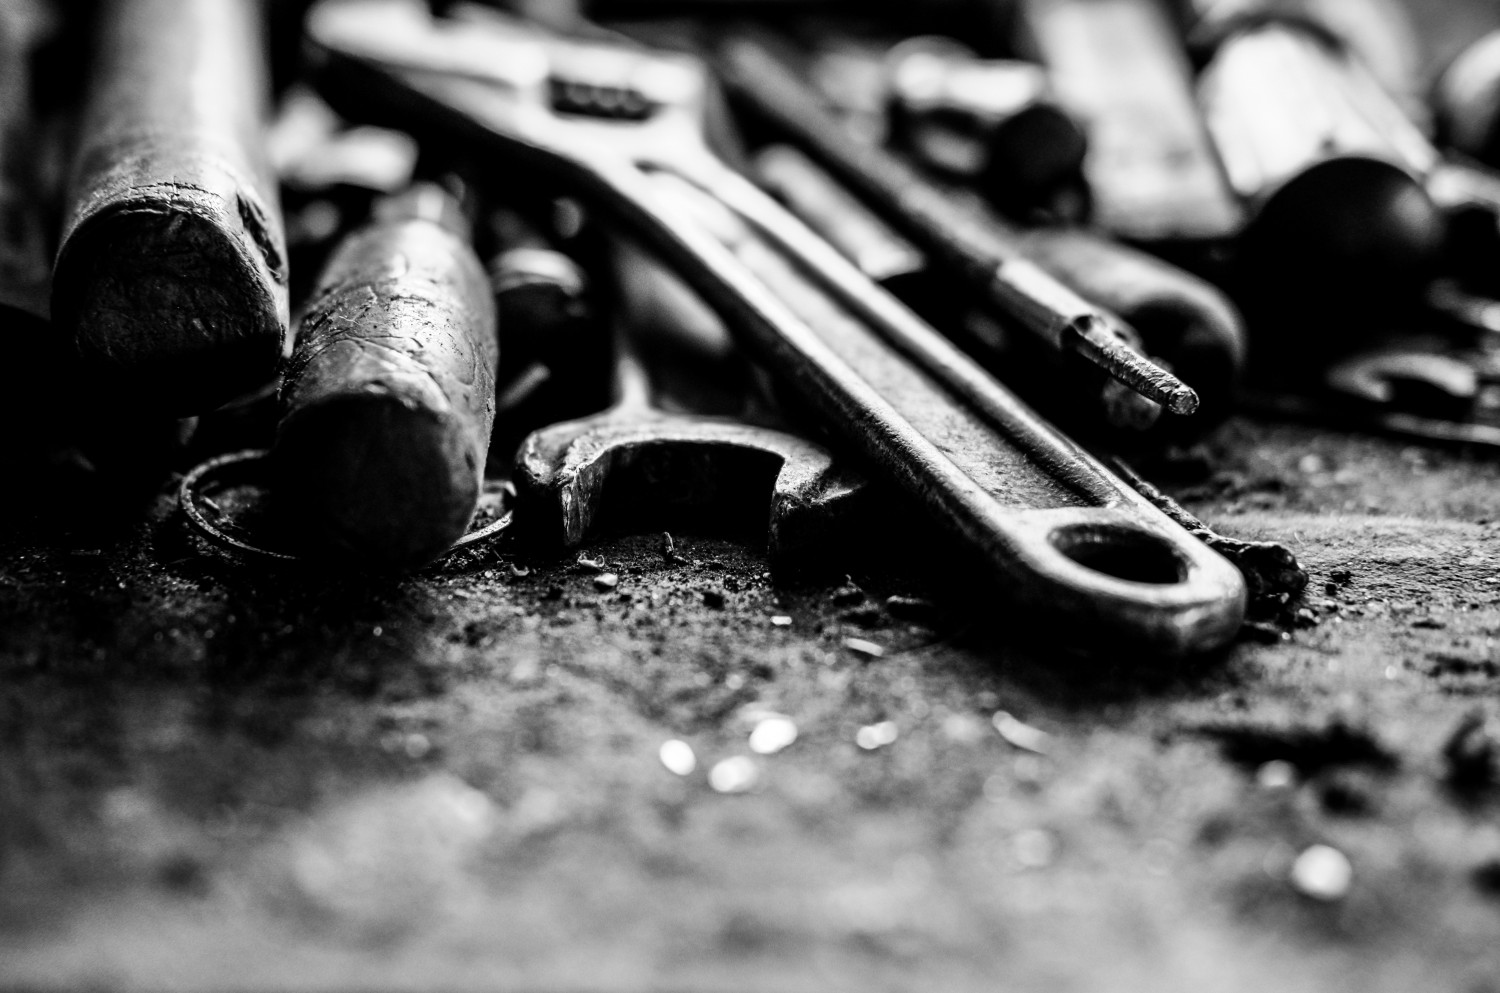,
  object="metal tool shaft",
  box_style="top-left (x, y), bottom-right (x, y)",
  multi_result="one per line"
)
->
top-left (1017, 0), bottom-right (1242, 244)
top-left (754, 144), bottom-right (1246, 431)
top-left (712, 34), bottom-right (1199, 417)
top-left (646, 170), bottom-right (1244, 653)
